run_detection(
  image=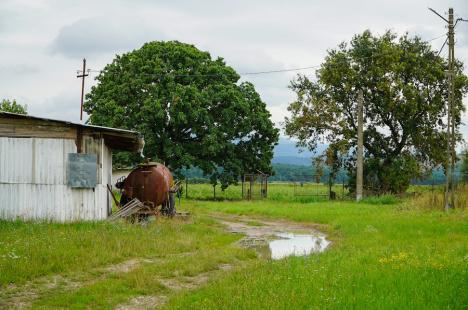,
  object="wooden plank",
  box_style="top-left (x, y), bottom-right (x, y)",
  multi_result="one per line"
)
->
top-left (0, 118), bottom-right (73, 126)
top-left (0, 123), bottom-right (76, 139)
top-left (107, 198), bottom-right (145, 221)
